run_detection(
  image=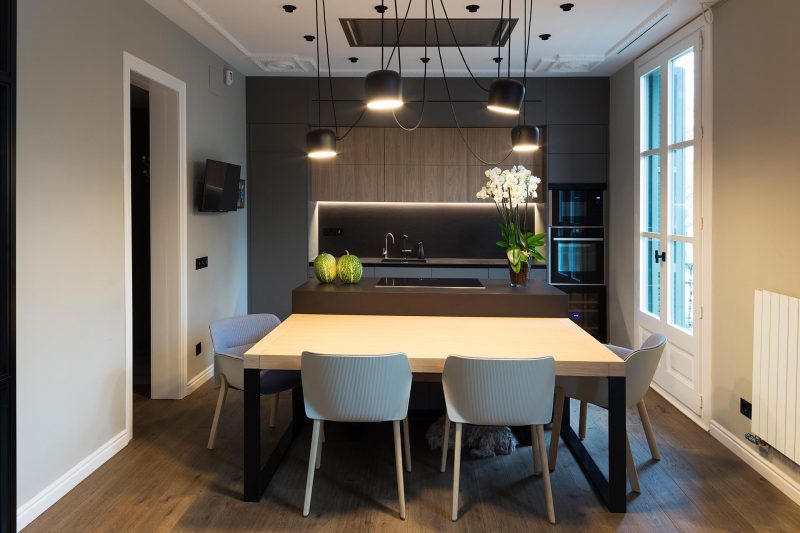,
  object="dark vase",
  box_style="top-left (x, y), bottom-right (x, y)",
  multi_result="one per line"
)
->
top-left (508, 260), bottom-right (529, 287)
